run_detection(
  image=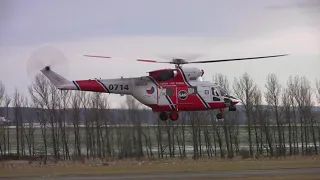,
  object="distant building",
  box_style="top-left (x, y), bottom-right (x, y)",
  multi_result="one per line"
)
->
top-left (0, 116), bottom-right (11, 125)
